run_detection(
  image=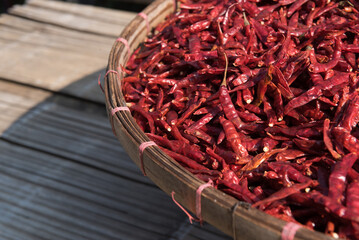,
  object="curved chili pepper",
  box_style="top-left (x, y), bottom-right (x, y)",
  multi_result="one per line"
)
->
top-left (346, 180), bottom-right (359, 216)
top-left (256, 3), bottom-right (281, 20)
top-left (275, 149), bottom-right (306, 161)
top-left (236, 90), bottom-right (244, 107)
top-left (253, 181), bottom-right (316, 210)
top-left (285, 73), bottom-right (350, 115)
top-left (146, 133), bottom-right (177, 151)
top-left (306, 5), bottom-right (320, 27)
top-left (272, 65), bottom-right (295, 100)
top-left (218, 48), bottom-right (244, 129)
top-left (130, 105), bottom-right (156, 134)
top-left (323, 119), bottom-right (341, 160)
top-left (214, 146), bottom-right (245, 164)
top-left (122, 1), bottom-right (359, 237)
top-left (268, 162), bottom-right (313, 184)
top-left (314, 2), bottom-right (339, 19)
top-left (262, 137), bottom-right (279, 152)
top-left (166, 110), bottom-right (178, 126)
top-left (263, 96), bottom-right (277, 127)
top-left (223, 3), bottom-right (238, 31)
top-left (229, 68), bottom-right (267, 93)
top-left (279, 0), bottom-right (297, 5)
top-left (266, 132), bottom-right (290, 141)
top-left (333, 86), bottom-right (350, 123)
top-left (288, 0), bottom-right (310, 17)
top-left (239, 137), bottom-right (260, 152)
top-left (329, 153), bottom-right (358, 204)
top-left (310, 190), bottom-right (352, 220)
top-left (237, 110), bottom-right (262, 122)
top-left (253, 65), bottom-right (274, 107)
top-left (161, 147), bottom-right (208, 170)
top-left (344, 52), bottom-right (357, 71)
top-left (241, 147), bottom-right (287, 172)
top-left (219, 178), bottom-right (260, 203)
top-left (189, 20), bottom-right (211, 33)
top-left (332, 127), bottom-right (359, 154)
top-left (295, 126), bottom-right (322, 139)
top-left (343, 43), bottom-right (359, 53)
top-left (219, 116), bottom-right (249, 159)
top-left (176, 98), bottom-right (205, 126)
top-left (242, 88), bottom-right (254, 104)
top-left (186, 106), bottom-right (221, 132)
top-left (308, 38), bottom-right (342, 73)
top-left (244, 103), bottom-right (265, 116)
top-left (188, 128), bottom-right (215, 145)
top-left (206, 147), bottom-right (229, 170)
top-left (293, 138), bottom-right (325, 155)
top-left (216, 130), bottom-right (225, 145)
top-left (338, 93), bottom-right (359, 132)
